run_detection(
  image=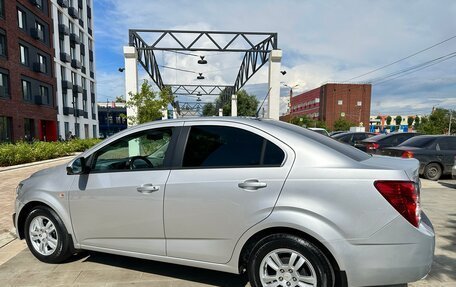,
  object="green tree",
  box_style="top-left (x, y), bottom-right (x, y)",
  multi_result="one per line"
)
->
top-left (418, 108), bottom-right (455, 135)
top-left (407, 117), bottom-right (414, 127)
top-left (115, 96), bottom-right (126, 103)
top-left (124, 80), bottom-right (173, 125)
top-left (290, 115), bottom-right (315, 128)
top-left (202, 102), bottom-right (217, 116)
top-left (386, 116), bottom-right (392, 126)
top-left (214, 89), bottom-right (259, 116)
top-left (333, 117), bottom-right (355, 131)
top-left (395, 115), bottom-right (402, 126)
